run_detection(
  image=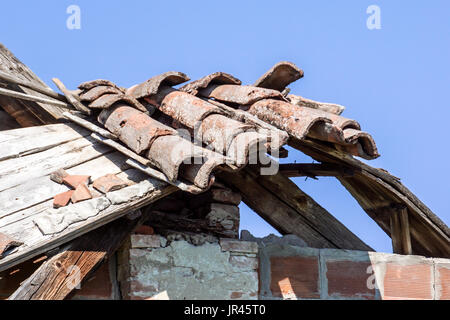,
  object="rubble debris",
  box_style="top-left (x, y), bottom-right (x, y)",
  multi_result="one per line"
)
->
top-left (53, 190), bottom-right (74, 208)
top-left (206, 203), bottom-right (240, 238)
top-left (71, 183), bottom-right (93, 203)
top-left (93, 174), bottom-right (128, 194)
top-left (50, 168), bottom-right (68, 184)
top-left (240, 230), bottom-right (307, 247)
